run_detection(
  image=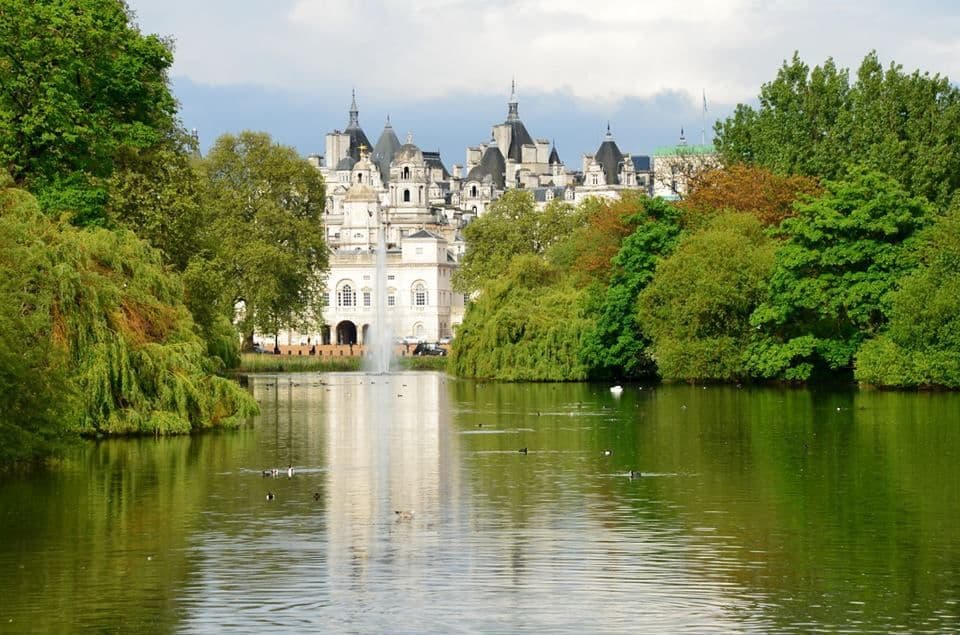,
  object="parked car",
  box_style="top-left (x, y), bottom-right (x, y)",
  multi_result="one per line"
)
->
top-left (252, 343), bottom-right (266, 354)
top-left (413, 342), bottom-right (447, 356)
top-left (438, 336), bottom-right (454, 345)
